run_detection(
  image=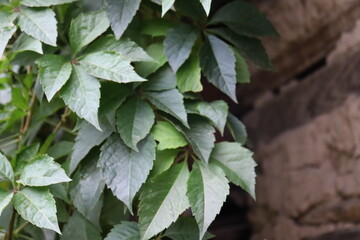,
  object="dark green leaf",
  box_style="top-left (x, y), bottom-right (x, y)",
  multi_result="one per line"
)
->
top-left (48, 141), bottom-right (74, 159)
top-left (143, 65), bottom-right (176, 92)
top-left (60, 211), bottom-right (101, 240)
top-left (141, 19), bottom-right (174, 37)
top-left (99, 82), bottom-right (131, 116)
top-left (14, 143), bottom-right (39, 176)
top-left (11, 87), bottom-right (28, 110)
top-left (226, 113), bottom-right (247, 145)
top-left (105, 222), bottom-right (140, 240)
top-left (0, 152), bottom-right (14, 184)
top-left (151, 121), bottom-right (187, 151)
top-left (176, 54), bottom-right (202, 93)
top-left (199, 0), bottom-right (212, 15)
top-left (12, 33), bottom-right (43, 54)
top-left (21, 0), bottom-right (78, 6)
top-left (234, 48), bottom-right (250, 83)
top-left (174, 0), bottom-right (206, 23)
top-left (165, 217), bottom-right (214, 240)
top-left (135, 43), bottom-right (167, 78)
top-left (0, 189), bottom-right (13, 216)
